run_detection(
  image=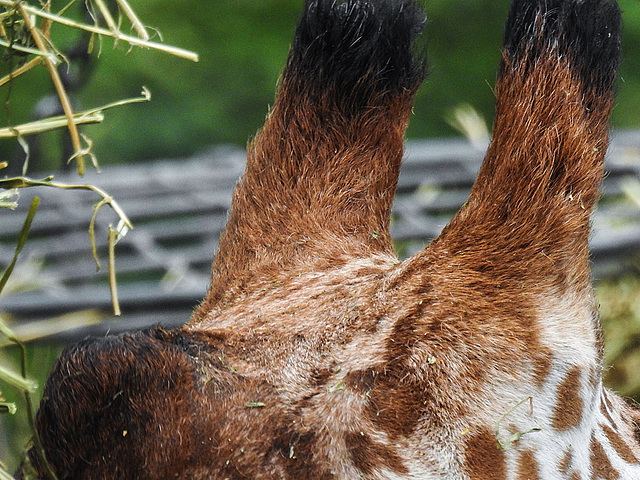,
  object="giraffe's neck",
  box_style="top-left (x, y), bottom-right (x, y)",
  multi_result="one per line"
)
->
top-left (500, 387), bottom-right (640, 480)
top-left (467, 356), bottom-right (640, 479)
top-left (479, 293), bottom-right (640, 479)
